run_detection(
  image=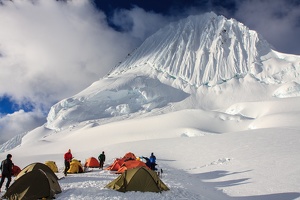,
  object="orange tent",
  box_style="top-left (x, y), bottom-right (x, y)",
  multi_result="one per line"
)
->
top-left (106, 152), bottom-right (137, 171)
top-left (84, 157), bottom-right (100, 168)
top-left (117, 160), bottom-right (148, 174)
top-left (106, 158), bottom-right (122, 171)
top-left (123, 152), bottom-right (136, 161)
